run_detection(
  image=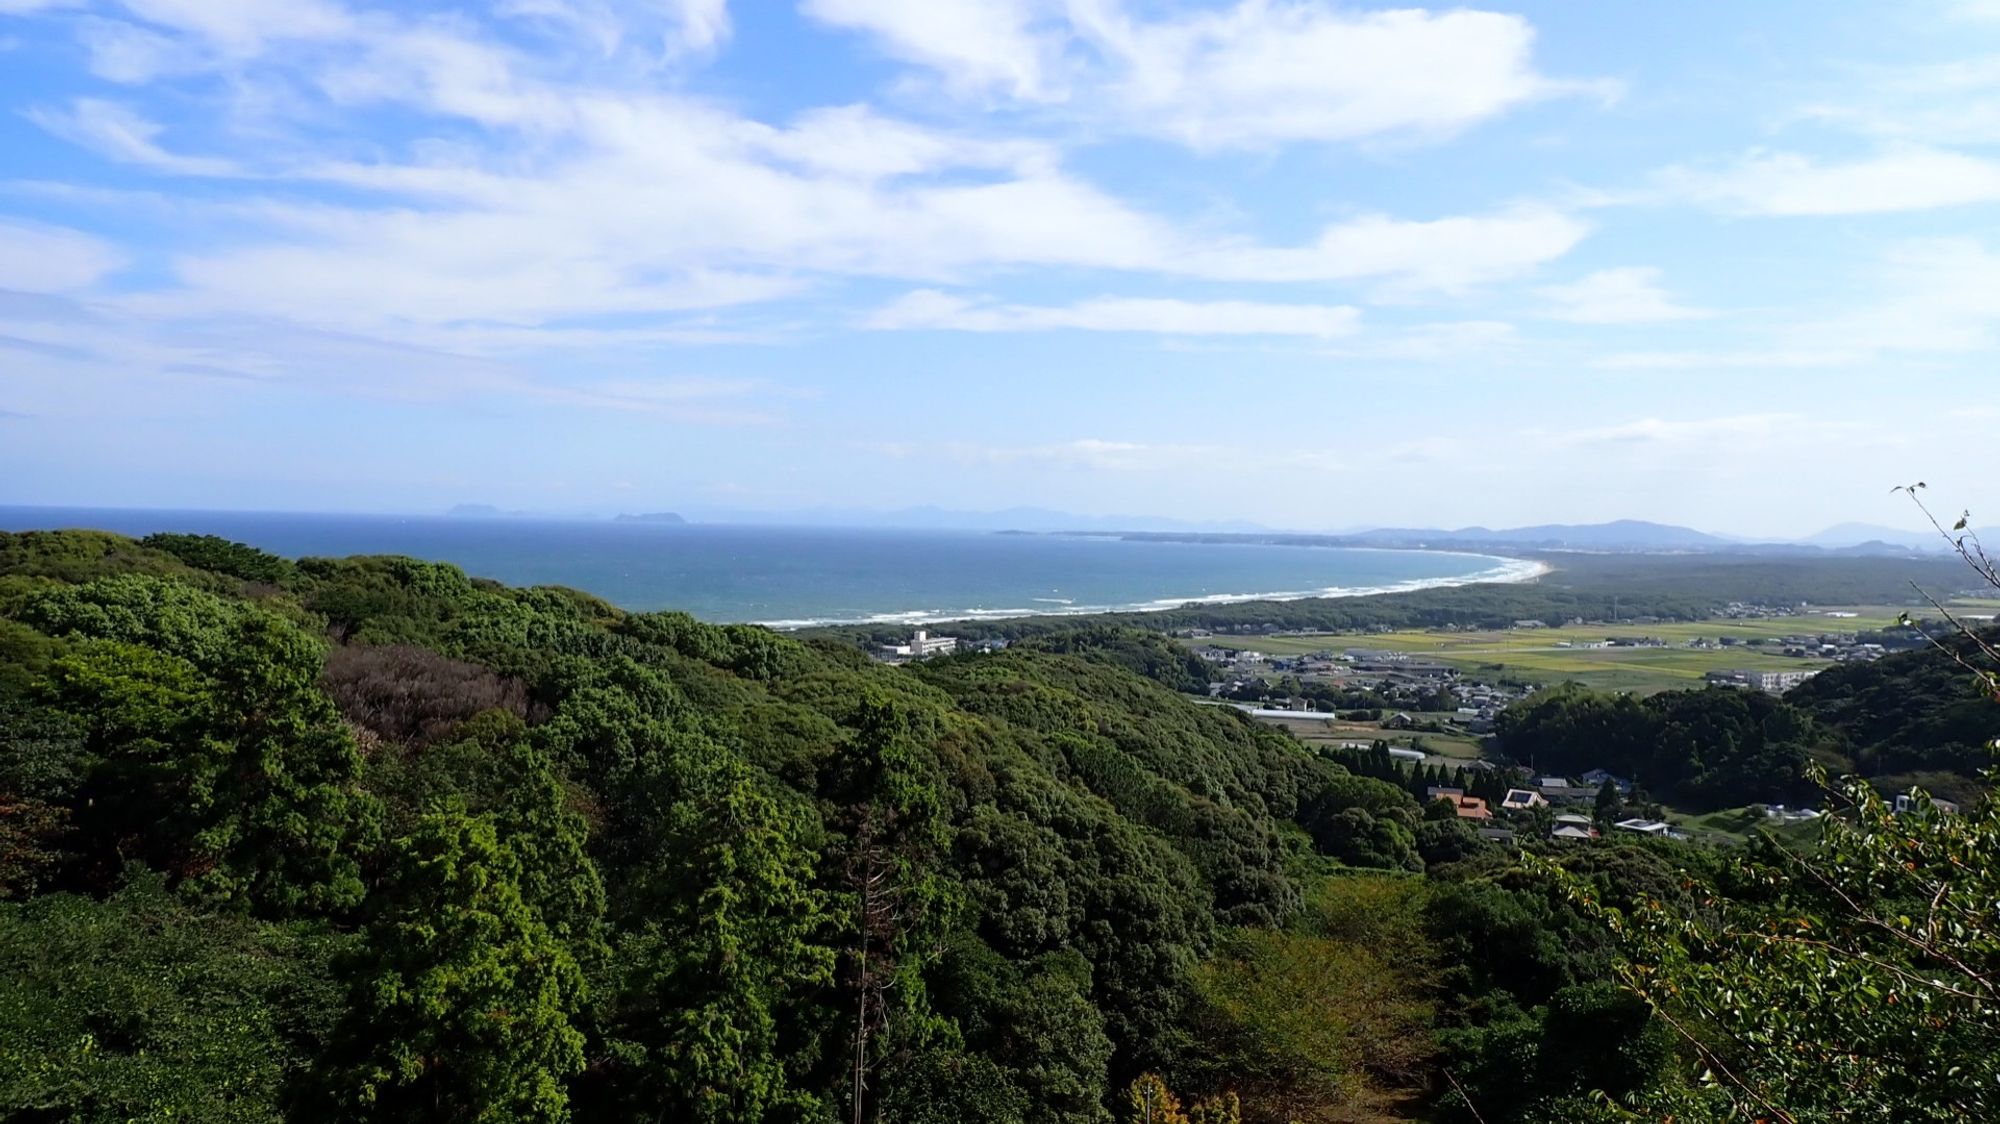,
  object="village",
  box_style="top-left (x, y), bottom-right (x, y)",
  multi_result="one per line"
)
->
top-left (859, 601), bottom-right (1959, 848)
